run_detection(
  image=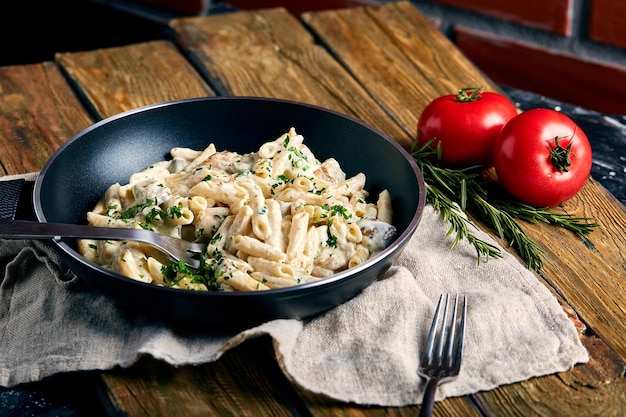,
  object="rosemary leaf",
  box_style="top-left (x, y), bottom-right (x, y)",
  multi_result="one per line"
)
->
top-left (410, 138), bottom-right (598, 271)
top-left (472, 194), bottom-right (546, 270)
top-left (425, 184), bottom-right (502, 262)
top-left (489, 199), bottom-right (599, 236)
